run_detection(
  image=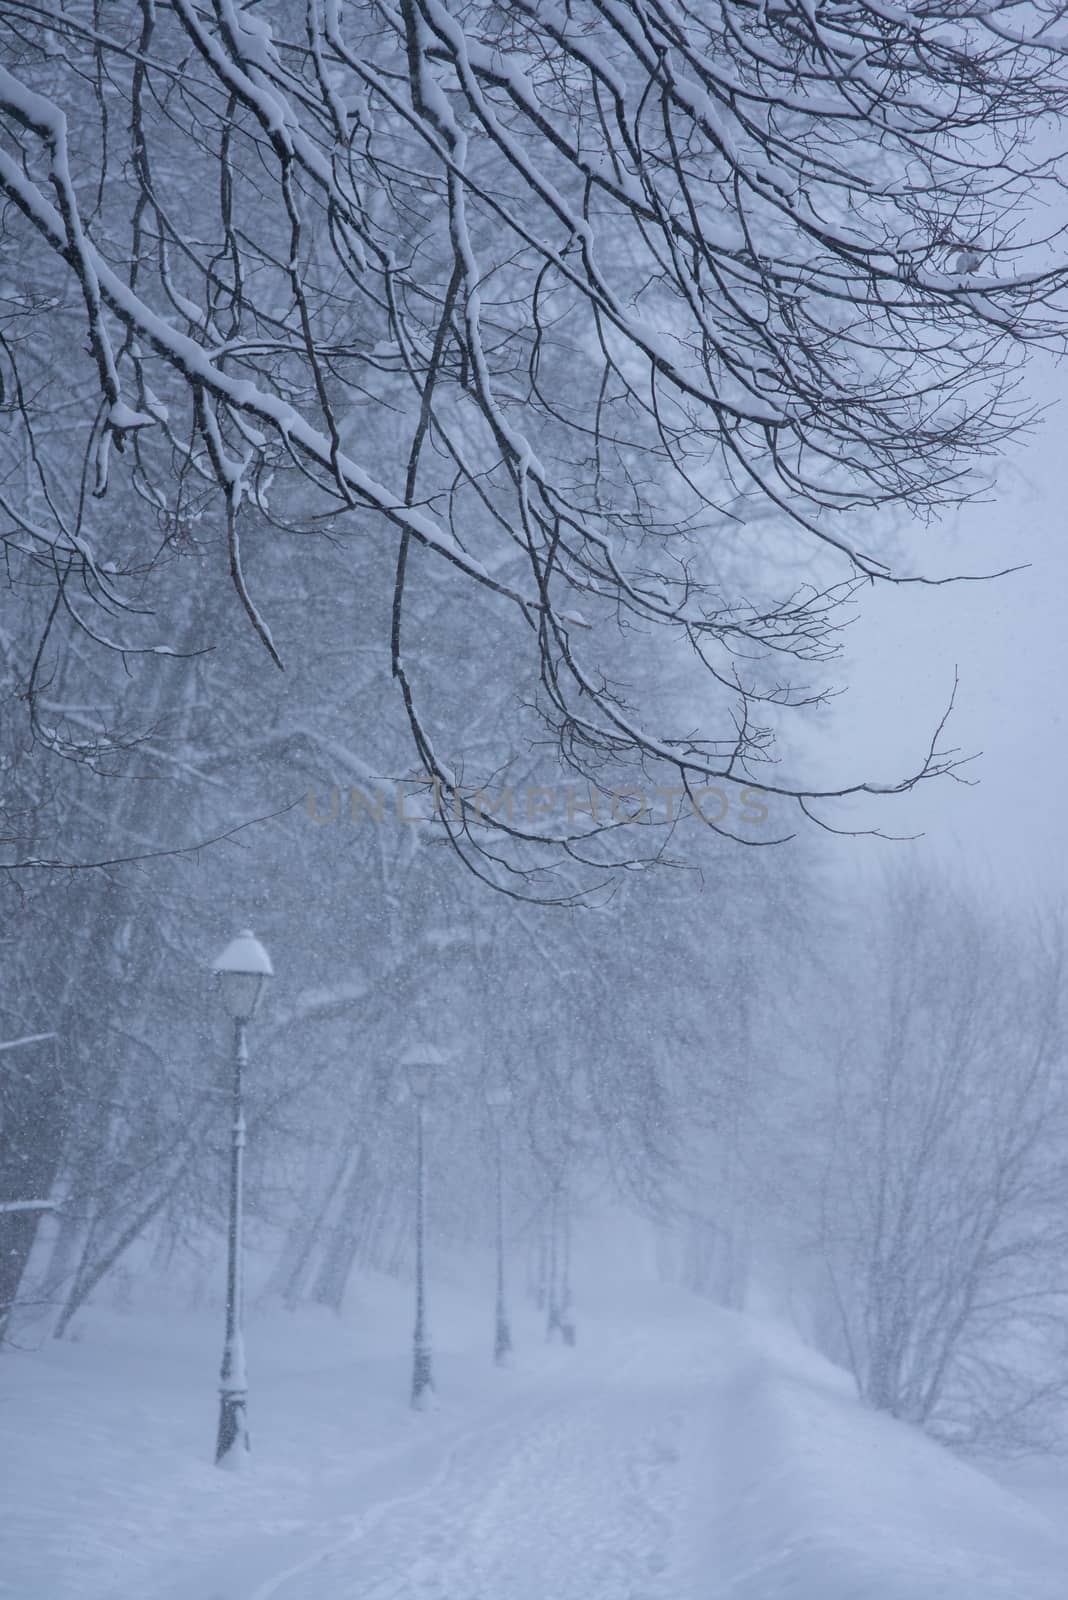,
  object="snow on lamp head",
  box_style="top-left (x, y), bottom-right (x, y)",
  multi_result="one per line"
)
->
top-left (484, 1083), bottom-right (512, 1116)
top-left (212, 929), bottom-right (273, 1022)
top-left (400, 1041), bottom-right (446, 1100)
